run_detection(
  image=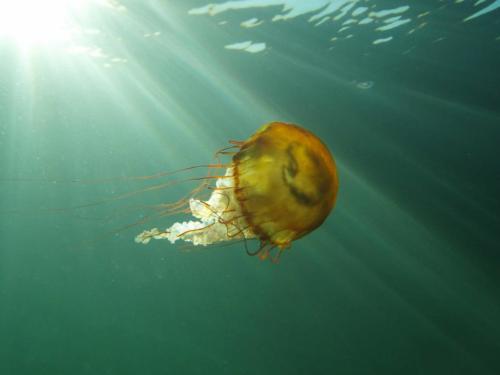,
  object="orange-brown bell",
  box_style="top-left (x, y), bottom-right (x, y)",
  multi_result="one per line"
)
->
top-left (233, 122), bottom-right (339, 250)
